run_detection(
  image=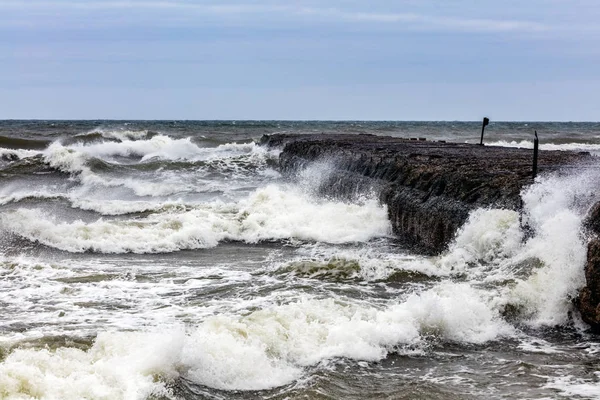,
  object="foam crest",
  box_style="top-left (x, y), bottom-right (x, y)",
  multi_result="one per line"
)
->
top-left (0, 285), bottom-right (512, 396)
top-left (41, 140), bottom-right (276, 197)
top-left (396, 283), bottom-right (513, 343)
top-left (0, 185), bottom-right (391, 253)
top-left (63, 135), bottom-right (262, 163)
top-left (282, 244), bottom-right (442, 281)
top-left (0, 207), bottom-right (227, 253)
top-left (43, 141), bottom-right (92, 176)
top-left (85, 128), bottom-right (152, 141)
top-left (485, 140), bottom-right (600, 154)
top-left (69, 198), bottom-right (182, 215)
top-left (0, 190), bottom-right (63, 207)
top-left (0, 147), bottom-right (41, 161)
top-left (73, 135), bottom-right (202, 160)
